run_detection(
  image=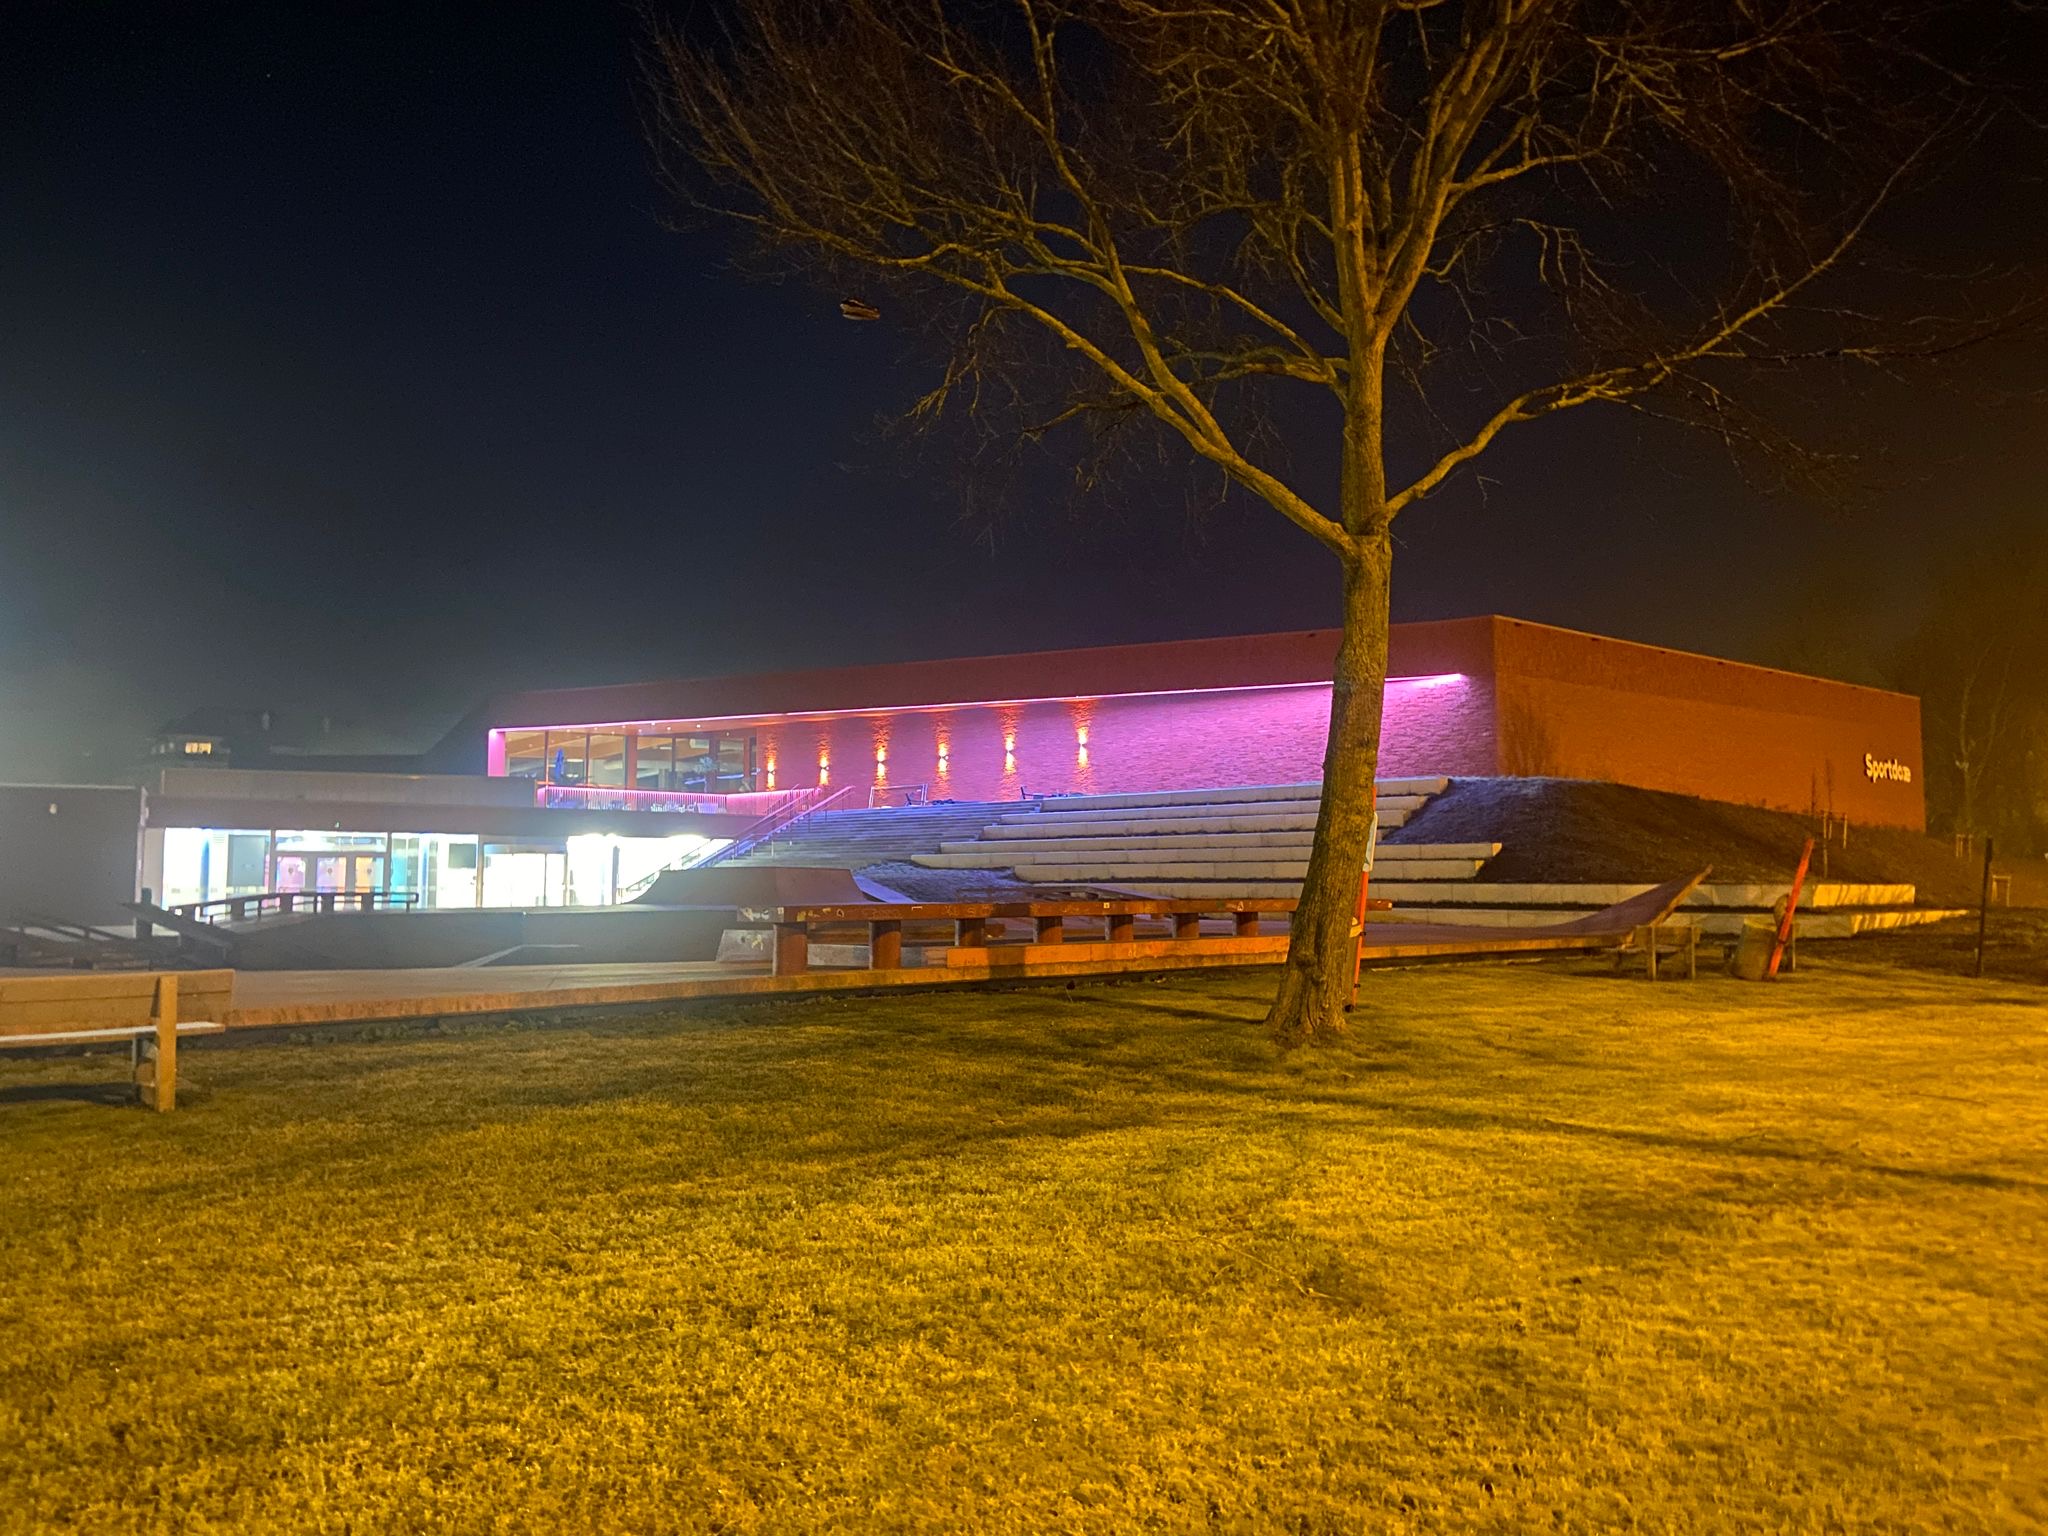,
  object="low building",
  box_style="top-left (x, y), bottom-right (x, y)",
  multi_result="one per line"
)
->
top-left (139, 768), bottom-right (753, 911)
top-left (0, 784), bottom-right (146, 928)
